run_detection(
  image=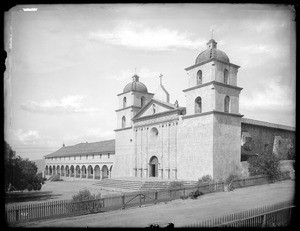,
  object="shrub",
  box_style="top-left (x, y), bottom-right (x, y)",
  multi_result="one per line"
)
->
top-left (180, 195), bottom-right (189, 200)
top-left (224, 174), bottom-right (238, 192)
top-left (248, 151), bottom-right (280, 181)
top-left (72, 189), bottom-right (101, 202)
top-left (189, 189), bottom-right (203, 199)
top-left (198, 175), bottom-right (213, 184)
top-left (66, 189), bottom-right (102, 213)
